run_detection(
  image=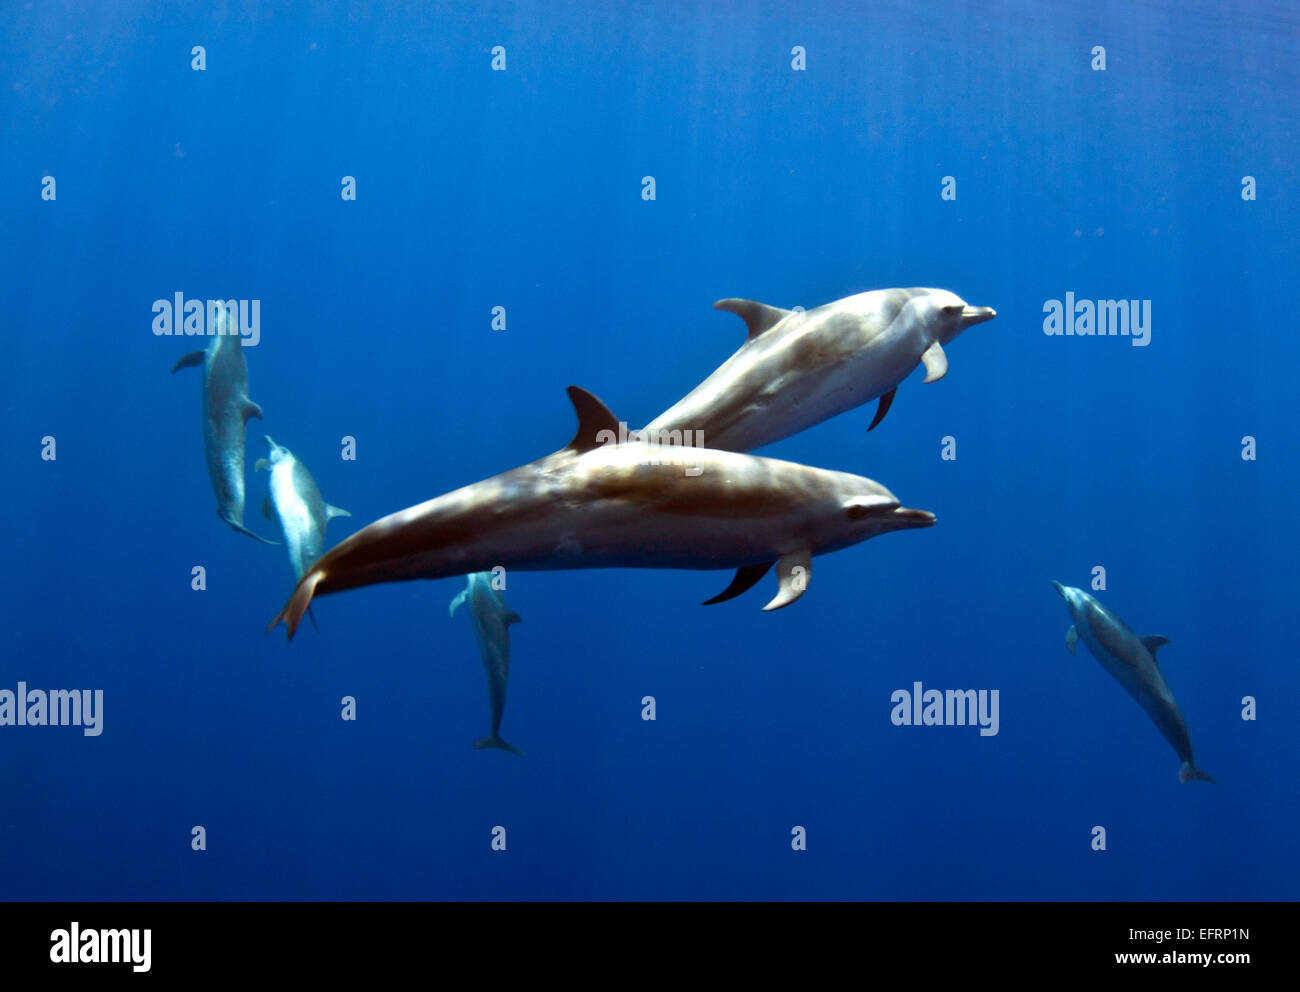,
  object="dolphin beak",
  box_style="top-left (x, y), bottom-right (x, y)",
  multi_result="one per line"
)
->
top-left (265, 435), bottom-right (275, 448)
top-left (893, 507), bottom-right (937, 529)
top-left (1050, 580), bottom-right (1066, 598)
top-left (961, 306), bottom-right (996, 327)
